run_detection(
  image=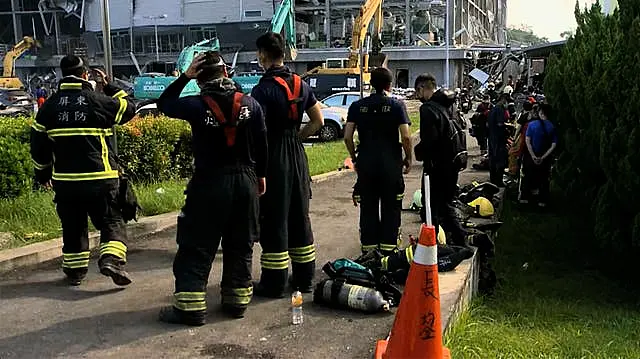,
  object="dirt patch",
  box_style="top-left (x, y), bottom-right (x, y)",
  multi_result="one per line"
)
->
top-left (201, 343), bottom-right (277, 359)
